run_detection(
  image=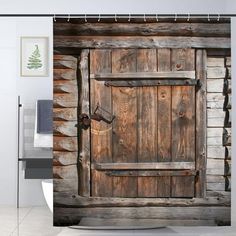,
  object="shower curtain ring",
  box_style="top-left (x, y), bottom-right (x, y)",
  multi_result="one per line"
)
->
top-left (84, 14), bottom-right (87, 23)
top-left (156, 14), bottom-right (158, 22)
top-left (98, 14), bottom-right (101, 22)
top-left (208, 14), bottom-right (210, 22)
top-left (143, 13), bottom-right (146, 22)
top-left (217, 14), bottom-right (220, 22)
top-left (67, 14), bottom-right (70, 22)
top-left (187, 13), bottom-right (190, 22)
top-left (174, 13), bottom-right (177, 21)
top-left (128, 13), bottom-right (131, 22)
